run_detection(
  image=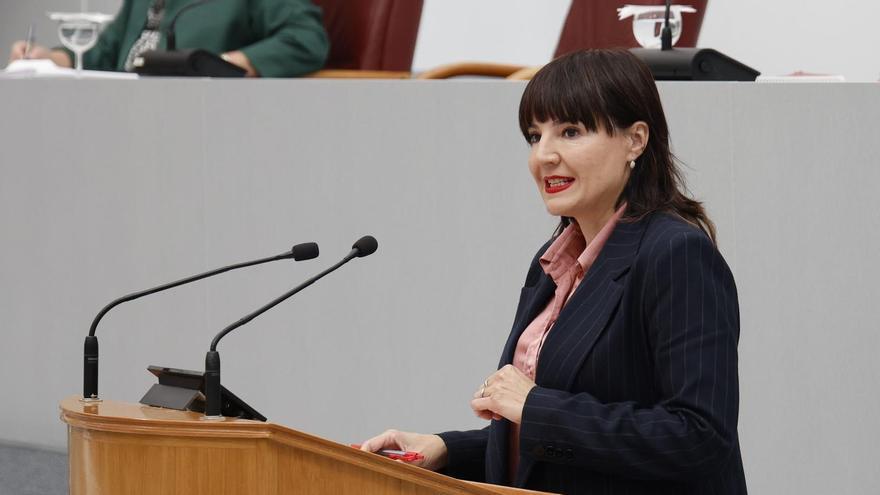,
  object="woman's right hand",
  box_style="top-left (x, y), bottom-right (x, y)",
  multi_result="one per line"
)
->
top-left (10, 41), bottom-right (50, 61)
top-left (359, 429), bottom-right (448, 472)
top-left (8, 41), bottom-right (72, 67)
